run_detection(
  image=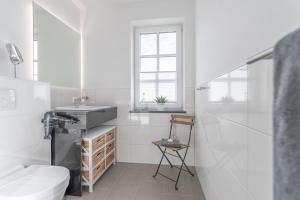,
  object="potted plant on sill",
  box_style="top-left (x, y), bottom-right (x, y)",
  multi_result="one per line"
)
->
top-left (154, 96), bottom-right (168, 111)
